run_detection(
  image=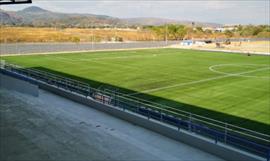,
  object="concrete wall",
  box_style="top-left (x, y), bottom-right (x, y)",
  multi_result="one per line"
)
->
top-left (0, 41), bottom-right (178, 55)
top-left (38, 82), bottom-right (264, 161)
top-left (0, 73), bottom-right (39, 97)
